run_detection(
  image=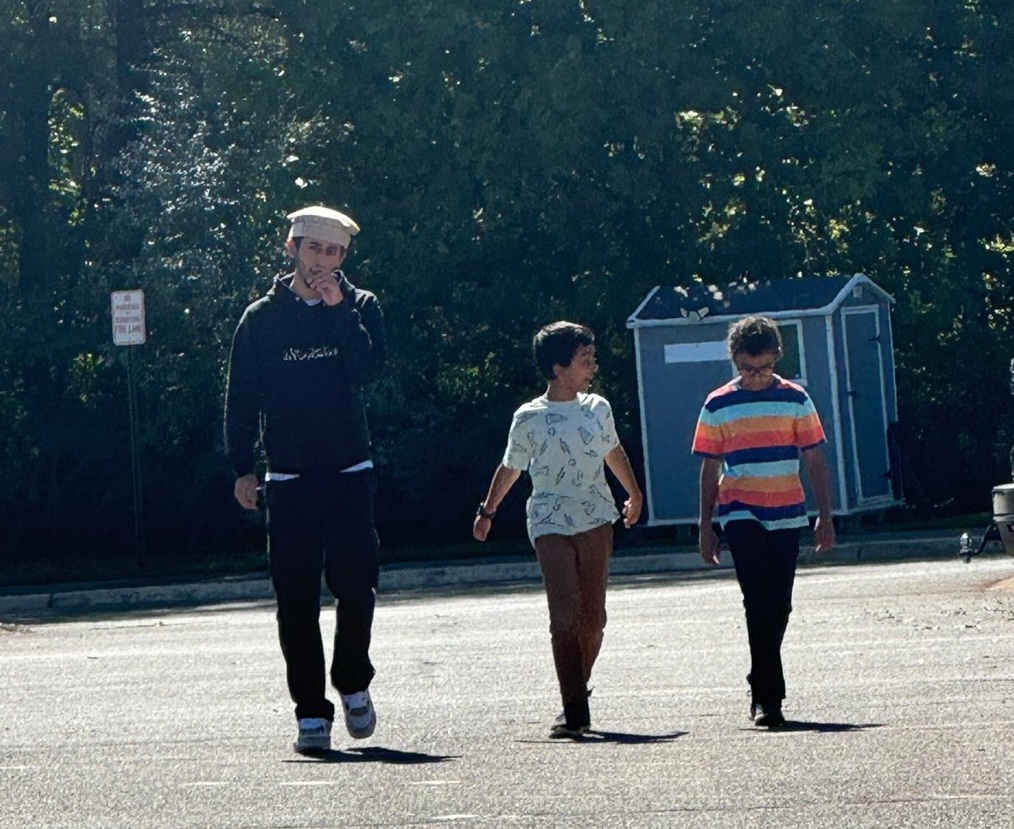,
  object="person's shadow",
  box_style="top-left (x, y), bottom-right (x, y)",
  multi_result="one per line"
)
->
top-left (286, 746), bottom-right (458, 764)
top-left (518, 730), bottom-right (687, 745)
top-left (748, 721), bottom-right (884, 734)
top-left (584, 729), bottom-right (687, 744)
